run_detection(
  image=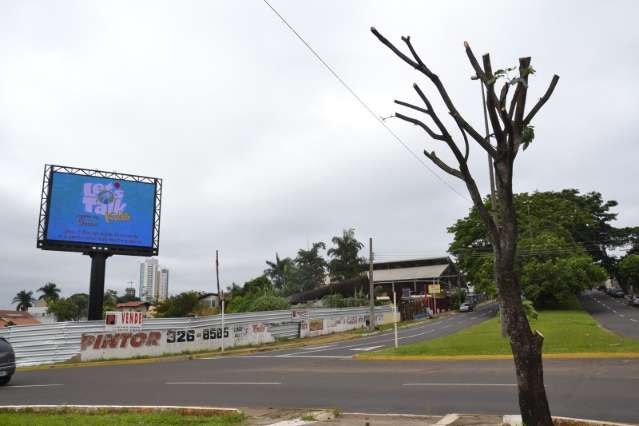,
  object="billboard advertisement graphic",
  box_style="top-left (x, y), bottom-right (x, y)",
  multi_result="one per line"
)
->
top-left (46, 172), bottom-right (156, 249)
